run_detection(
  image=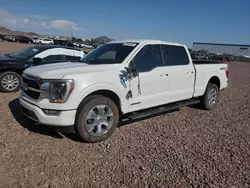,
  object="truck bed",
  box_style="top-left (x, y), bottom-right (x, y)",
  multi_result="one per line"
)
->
top-left (193, 61), bottom-right (228, 97)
